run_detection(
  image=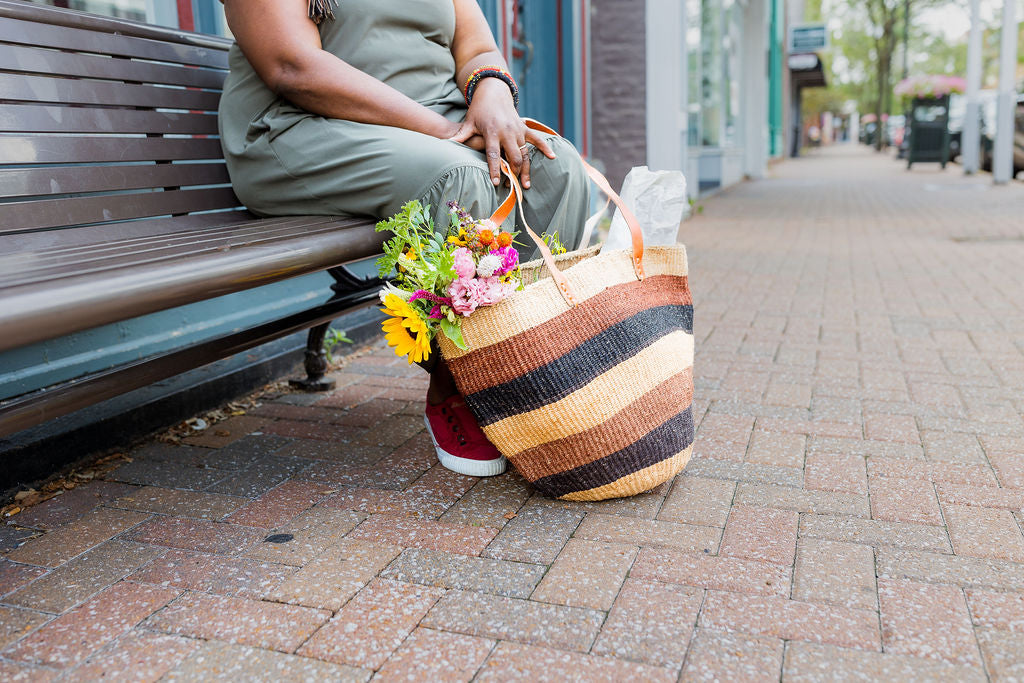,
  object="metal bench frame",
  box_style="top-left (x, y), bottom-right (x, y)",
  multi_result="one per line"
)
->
top-left (0, 1), bottom-right (384, 438)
